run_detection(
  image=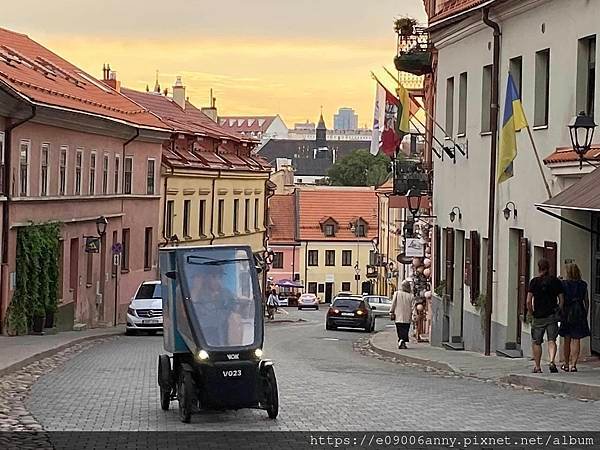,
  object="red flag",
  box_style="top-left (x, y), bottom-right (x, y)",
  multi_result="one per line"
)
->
top-left (380, 87), bottom-right (400, 157)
